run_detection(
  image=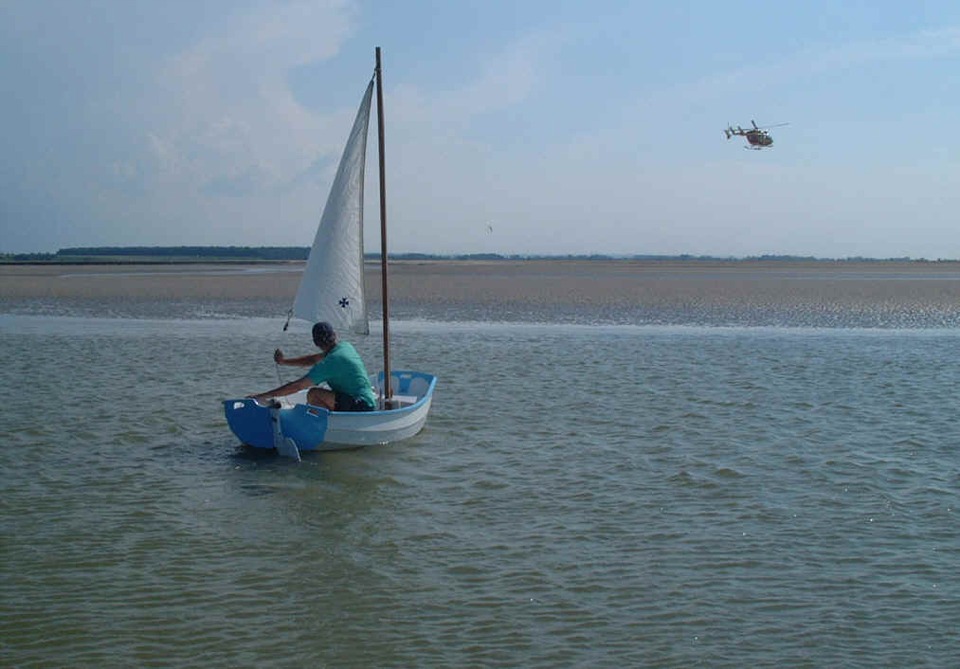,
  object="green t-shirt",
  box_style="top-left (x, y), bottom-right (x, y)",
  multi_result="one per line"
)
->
top-left (306, 342), bottom-right (377, 408)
